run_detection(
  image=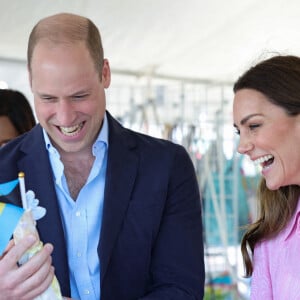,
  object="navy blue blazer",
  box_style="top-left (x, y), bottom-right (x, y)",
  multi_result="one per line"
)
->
top-left (0, 111), bottom-right (205, 299)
